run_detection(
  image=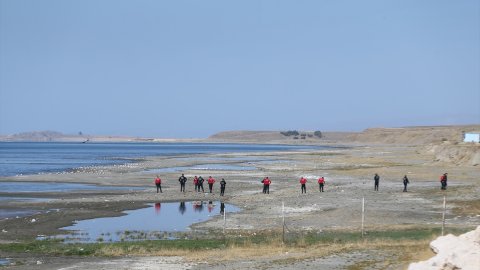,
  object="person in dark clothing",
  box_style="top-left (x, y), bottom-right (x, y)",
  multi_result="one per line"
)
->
top-left (440, 173), bottom-right (448, 190)
top-left (178, 174), bottom-right (187, 192)
top-left (198, 176), bottom-right (205, 192)
top-left (220, 178), bottom-right (226, 196)
top-left (403, 175), bottom-right (410, 192)
top-left (374, 173), bottom-right (380, 191)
